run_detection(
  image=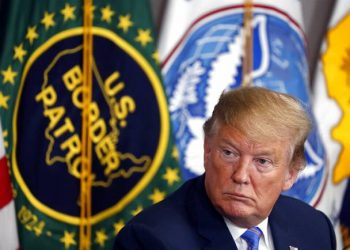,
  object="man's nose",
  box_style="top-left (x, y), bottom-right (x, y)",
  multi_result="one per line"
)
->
top-left (231, 157), bottom-right (250, 184)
